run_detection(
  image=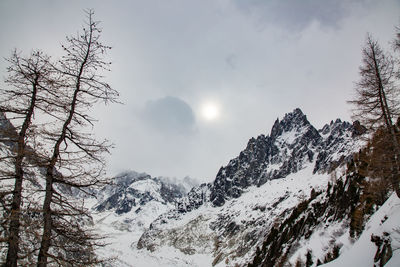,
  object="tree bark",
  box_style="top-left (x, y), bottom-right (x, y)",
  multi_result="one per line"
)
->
top-left (37, 25), bottom-right (91, 267)
top-left (36, 169), bottom-right (53, 267)
top-left (371, 43), bottom-right (400, 198)
top-left (5, 77), bottom-right (39, 267)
